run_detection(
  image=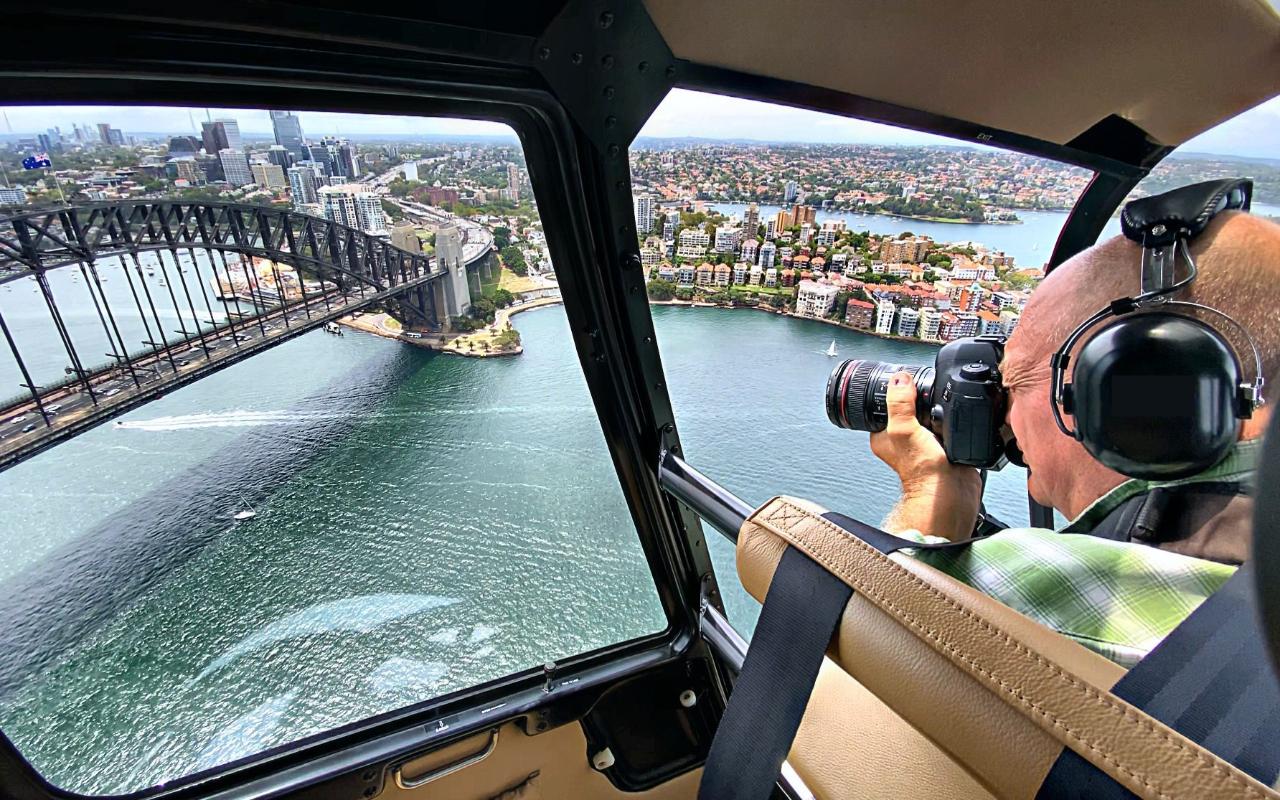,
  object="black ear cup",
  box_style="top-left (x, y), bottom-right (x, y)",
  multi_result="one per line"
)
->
top-left (1069, 313), bottom-right (1243, 479)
